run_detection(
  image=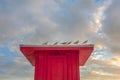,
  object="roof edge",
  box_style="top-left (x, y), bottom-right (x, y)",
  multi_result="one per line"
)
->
top-left (20, 44), bottom-right (94, 47)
